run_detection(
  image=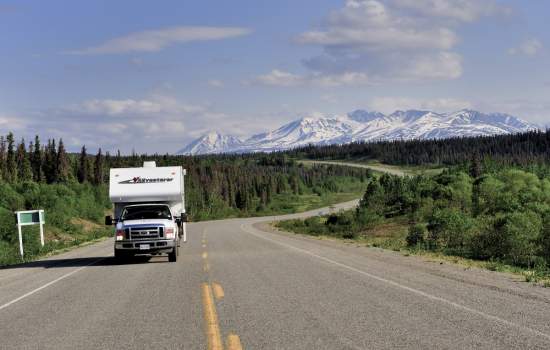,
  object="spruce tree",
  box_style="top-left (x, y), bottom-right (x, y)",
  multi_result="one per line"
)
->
top-left (16, 139), bottom-right (32, 182)
top-left (0, 136), bottom-right (5, 181)
top-left (57, 139), bottom-right (70, 182)
top-left (32, 135), bottom-right (42, 182)
top-left (5, 132), bottom-right (17, 182)
top-left (93, 148), bottom-right (104, 185)
top-left (77, 145), bottom-right (88, 183)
